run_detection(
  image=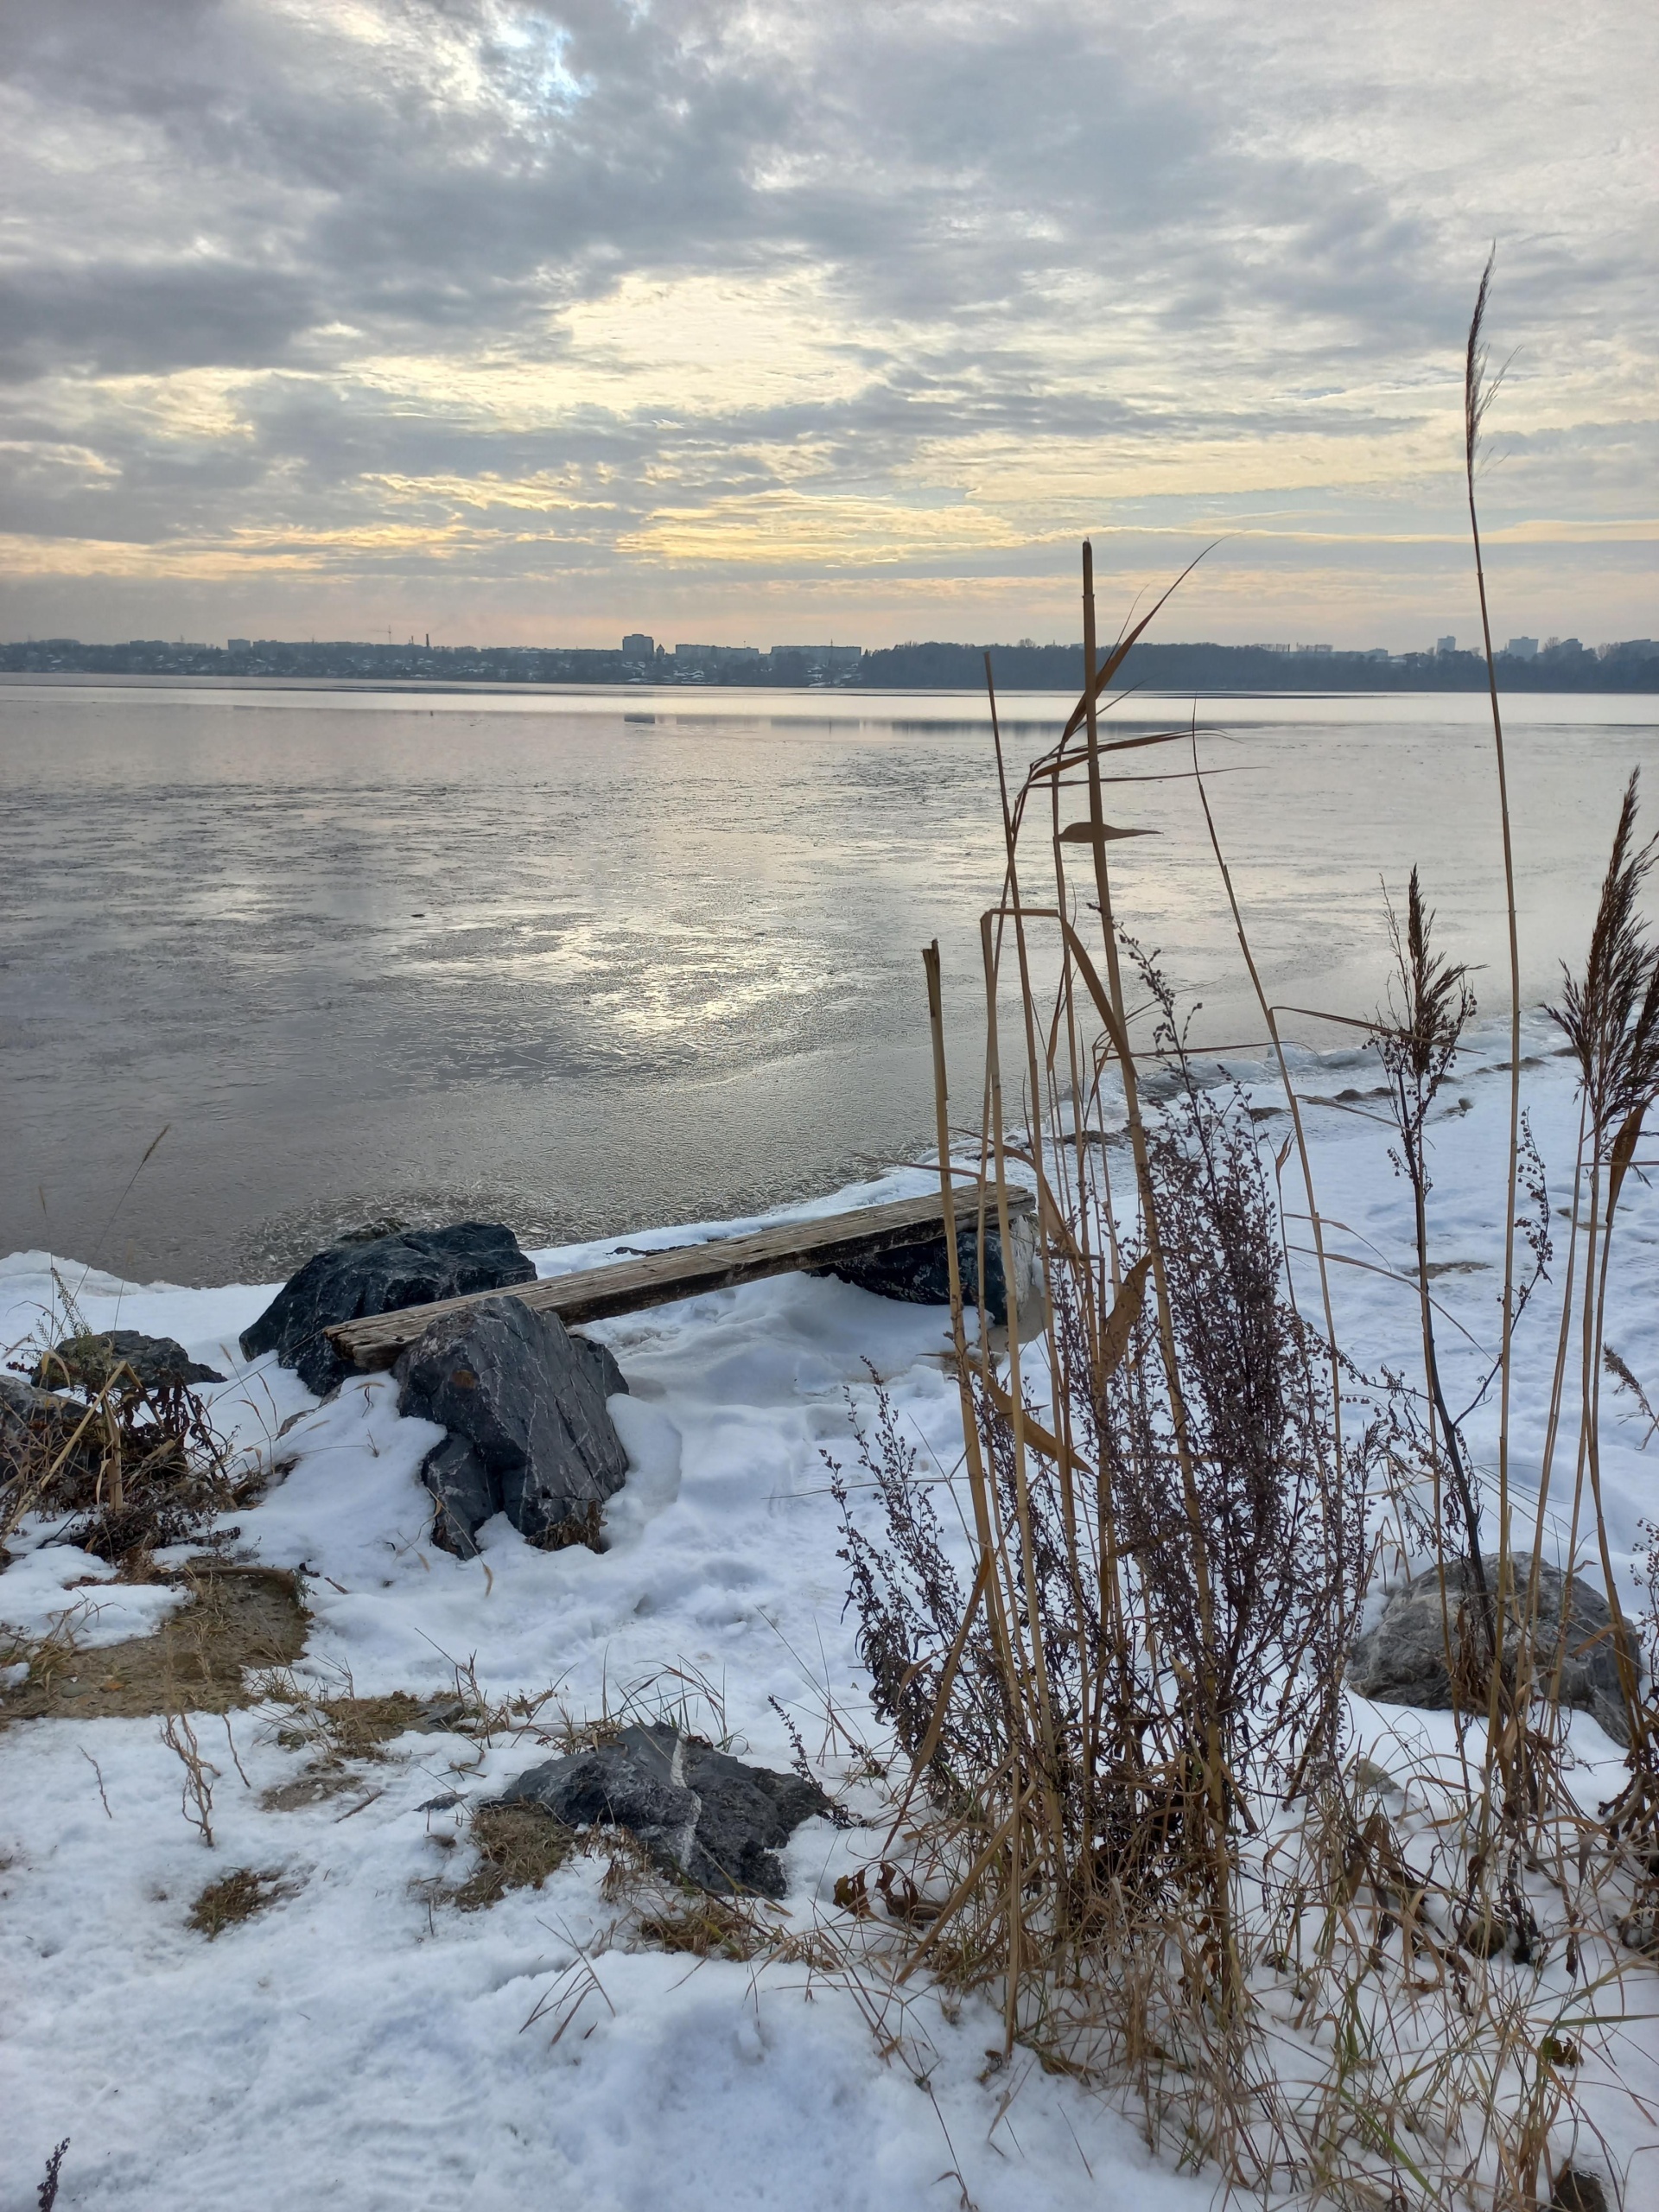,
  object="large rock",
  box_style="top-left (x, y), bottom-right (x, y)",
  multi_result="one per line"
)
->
top-left (823, 1223), bottom-right (1010, 1324)
top-left (394, 1296), bottom-right (628, 1557)
top-left (1347, 1557), bottom-right (1630, 1744)
top-left (1, 1372), bottom-right (96, 1491)
top-left (239, 1222), bottom-right (537, 1396)
top-left (499, 1722), bottom-right (830, 1897)
top-left (33, 1331), bottom-right (226, 1395)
